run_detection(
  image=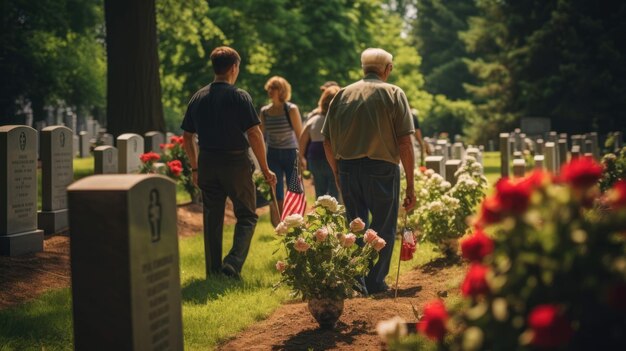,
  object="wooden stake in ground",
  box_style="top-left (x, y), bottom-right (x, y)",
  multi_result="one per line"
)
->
top-left (394, 212), bottom-right (409, 299)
